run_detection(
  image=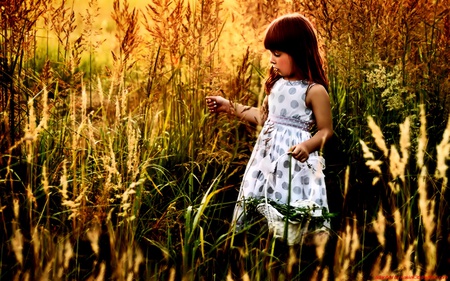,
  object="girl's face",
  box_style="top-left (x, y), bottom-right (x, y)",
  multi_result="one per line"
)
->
top-left (269, 50), bottom-right (300, 80)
